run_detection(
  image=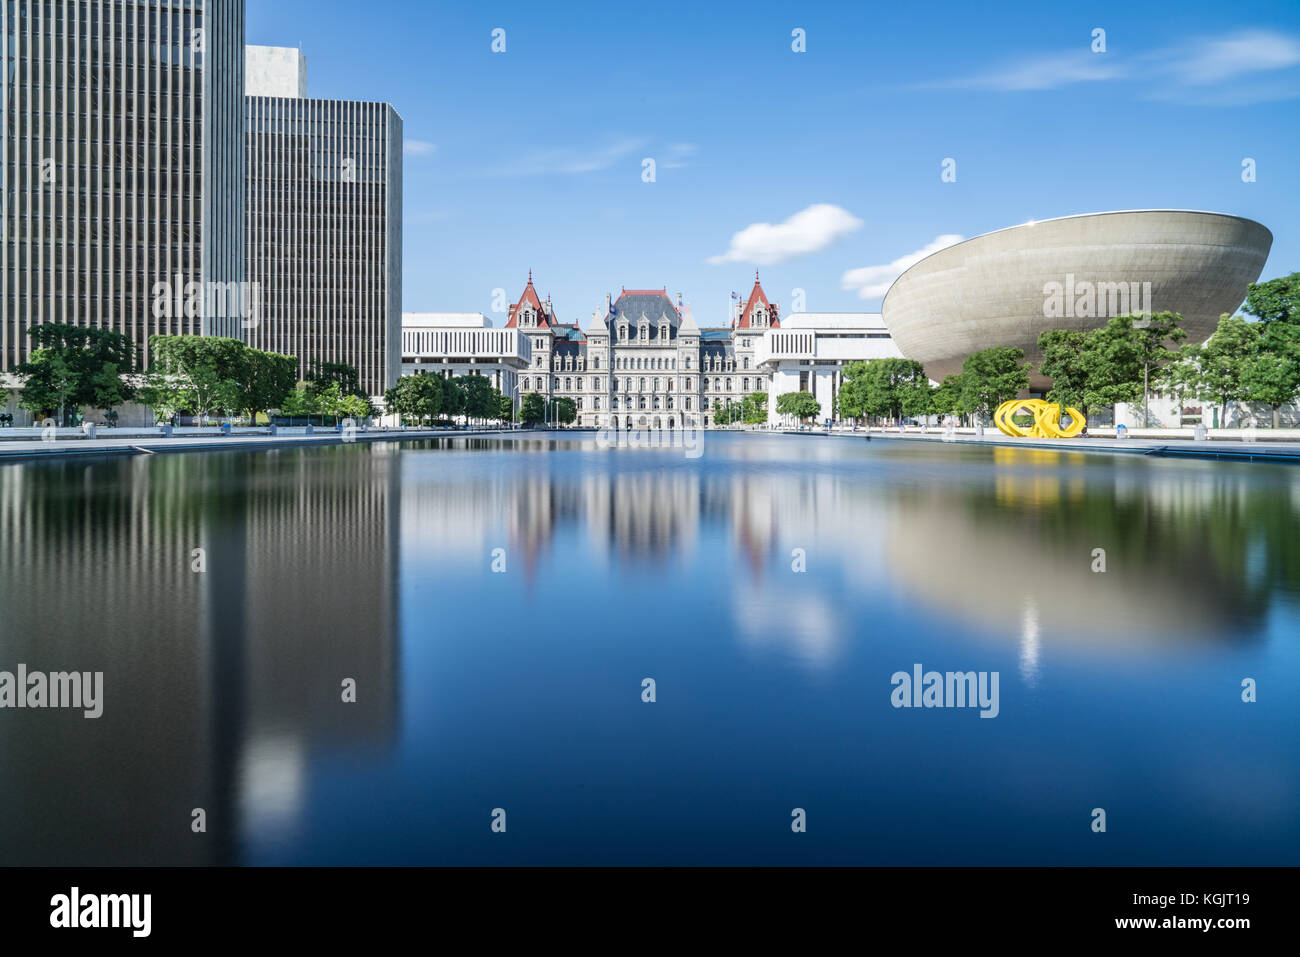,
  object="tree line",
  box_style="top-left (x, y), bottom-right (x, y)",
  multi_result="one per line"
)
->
top-left (11, 330), bottom-right (376, 426)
